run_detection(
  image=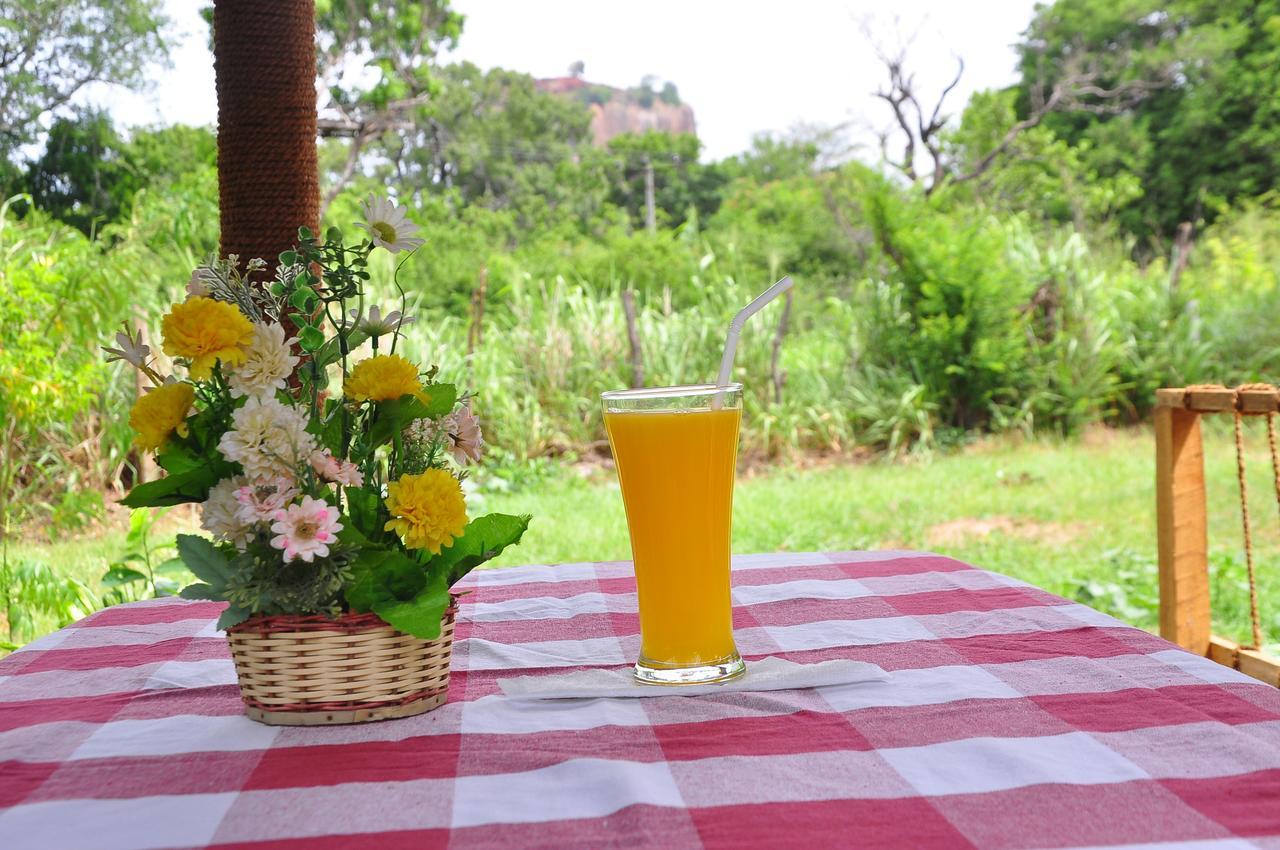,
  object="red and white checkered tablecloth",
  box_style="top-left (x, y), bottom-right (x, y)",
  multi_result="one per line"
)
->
top-left (2, 551), bottom-right (1280, 849)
